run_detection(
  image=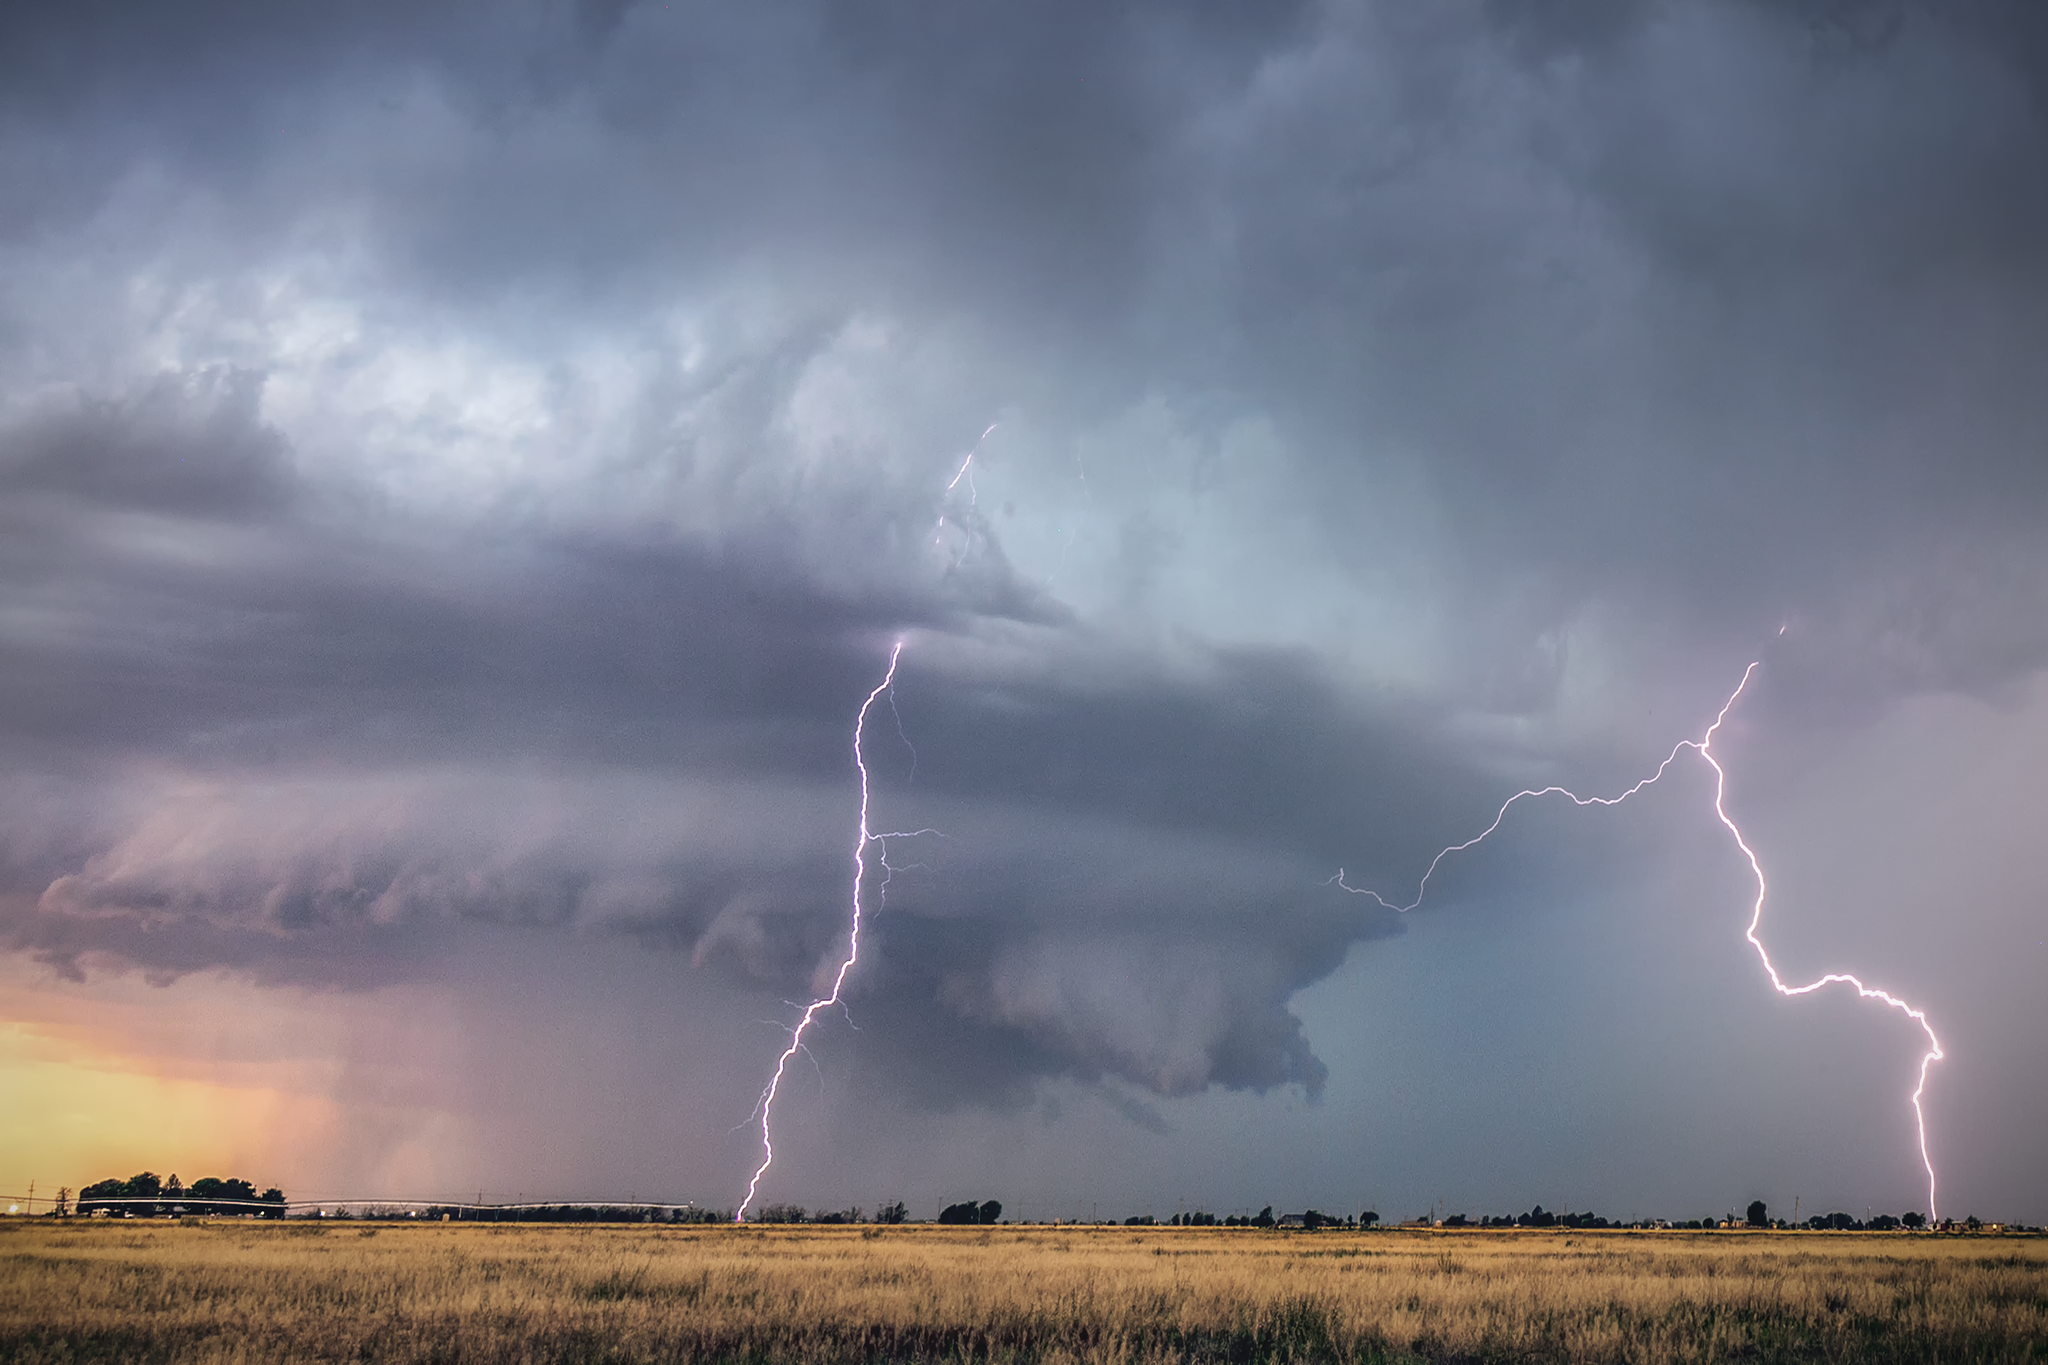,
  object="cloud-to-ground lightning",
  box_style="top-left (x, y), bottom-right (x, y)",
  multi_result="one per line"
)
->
top-left (1336, 664), bottom-right (1947, 1219)
top-left (737, 642), bottom-right (907, 1222)
top-left (738, 427), bottom-right (997, 1219)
